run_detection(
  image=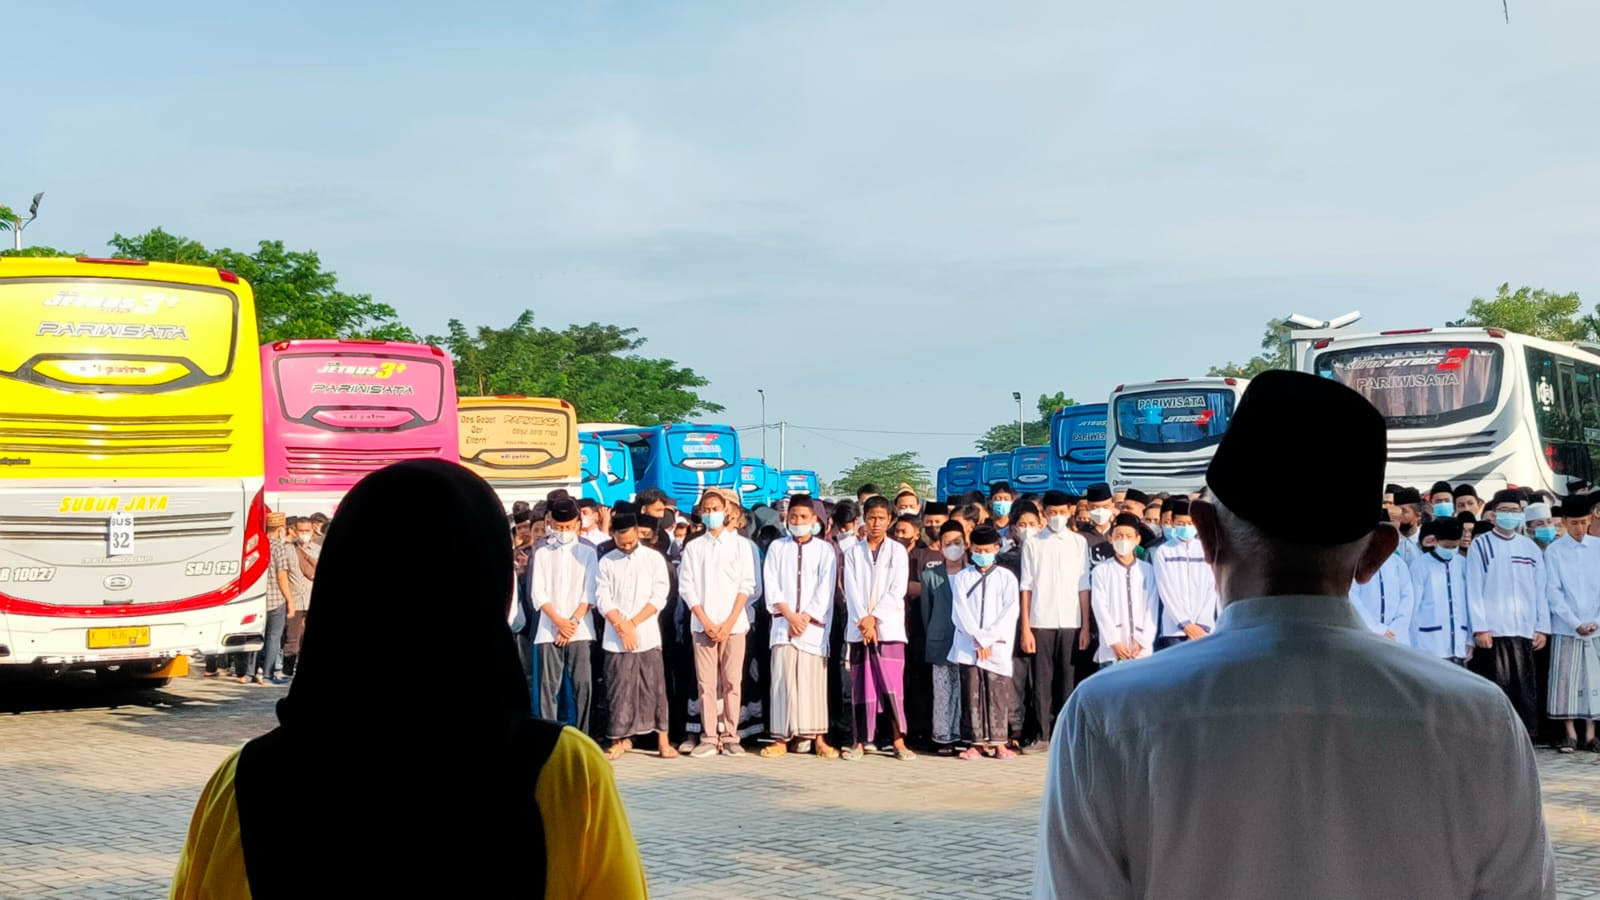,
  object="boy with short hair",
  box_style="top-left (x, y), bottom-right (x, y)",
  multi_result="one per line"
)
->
top-left (1090, 514), bottom-right (1158, 667)
top-left (1409, 518), bottom-right (1471, 665)
top-left (597, 513), bottom-right (674, 759)
top-left (1151, 498), bottom-right (1218, 650)
top-left (949, 524), bottom-right (1021, 760)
